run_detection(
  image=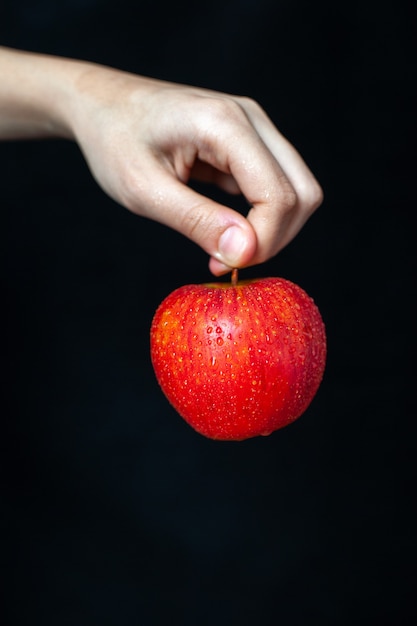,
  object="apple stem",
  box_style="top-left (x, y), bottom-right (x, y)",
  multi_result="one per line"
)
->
top-left (231, 268), bottom-right (238, 287)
